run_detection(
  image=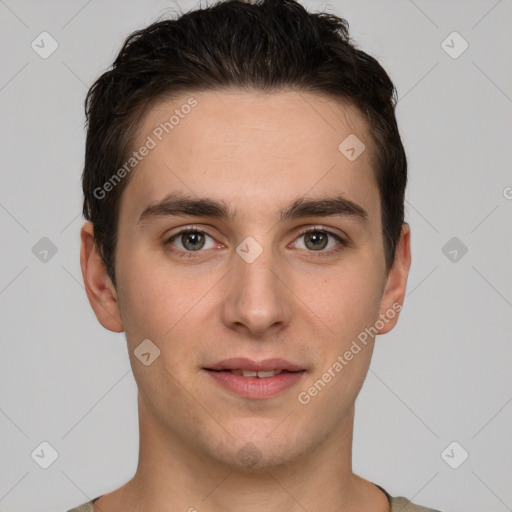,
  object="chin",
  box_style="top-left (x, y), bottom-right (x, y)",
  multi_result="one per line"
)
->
top-left (210, 429), bottom-right (307, 471)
